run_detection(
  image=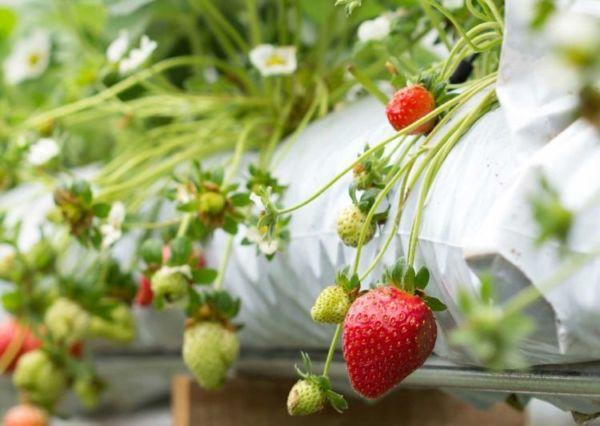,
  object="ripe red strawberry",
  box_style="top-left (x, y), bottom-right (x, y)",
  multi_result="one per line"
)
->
top-left (69, 341), bottom-right (84, 359)
top-left (0, 320), bottom-right (42, 373)
top-left (342, 286), bottom-right (437, 399)
top-left (135, 275), bottom-right (154, 306)
top-left (386, 85), bottom-right (436, 135)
